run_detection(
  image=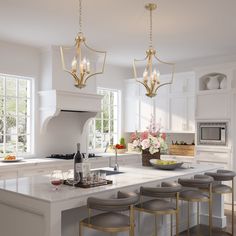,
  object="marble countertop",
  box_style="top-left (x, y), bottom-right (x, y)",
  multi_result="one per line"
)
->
top-left (0, 163), bottom-right (220, 203)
